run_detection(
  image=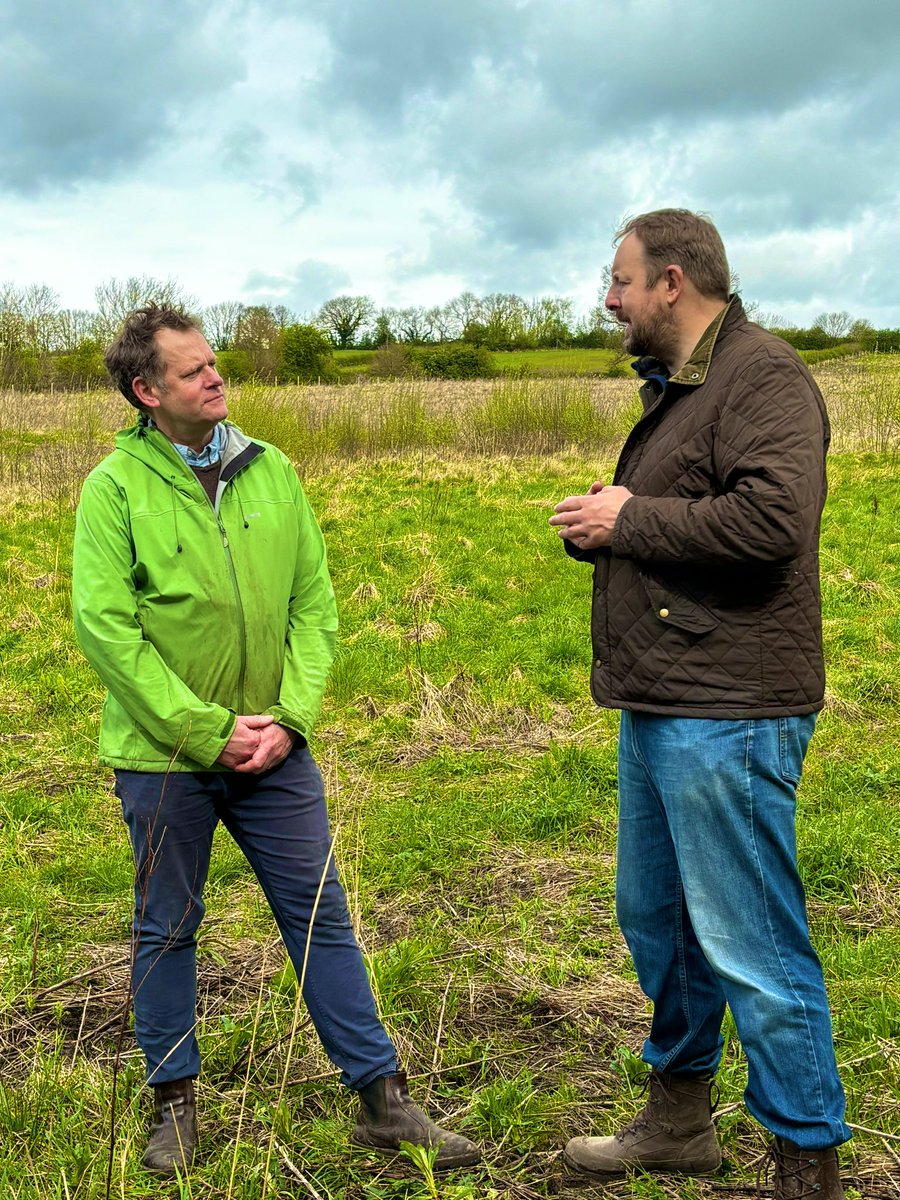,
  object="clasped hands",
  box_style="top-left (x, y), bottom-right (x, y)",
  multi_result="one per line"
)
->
top-left (549, 481), bottom-right (634, 549)
top-left (216, 714), bottom-right (296, 774)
